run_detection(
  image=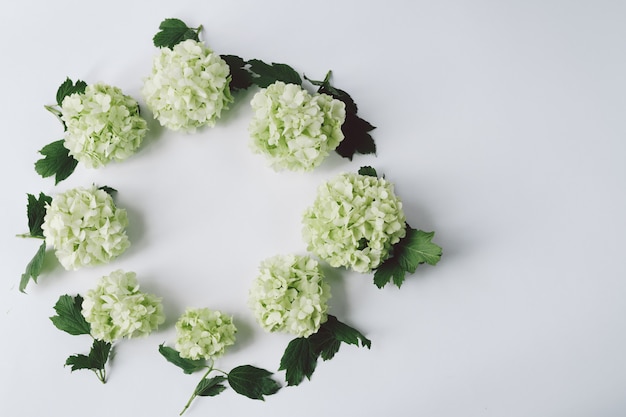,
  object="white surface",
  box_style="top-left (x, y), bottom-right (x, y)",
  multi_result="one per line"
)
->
top-left (1, 1), bottom-right (625, 416)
